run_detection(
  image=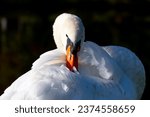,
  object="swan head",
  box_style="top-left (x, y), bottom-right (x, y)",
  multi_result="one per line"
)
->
top-left (53, 13), bottom-right (85, 71)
